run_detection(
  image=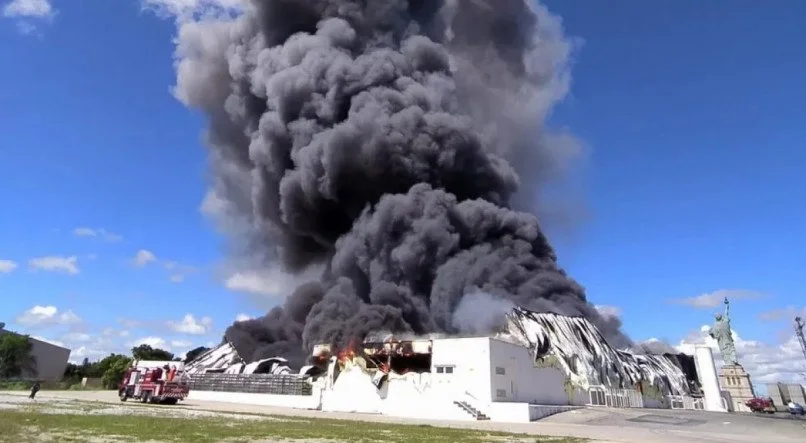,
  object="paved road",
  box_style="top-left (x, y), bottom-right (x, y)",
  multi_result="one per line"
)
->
top-left (5, 390), bottom-right (805, 443)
